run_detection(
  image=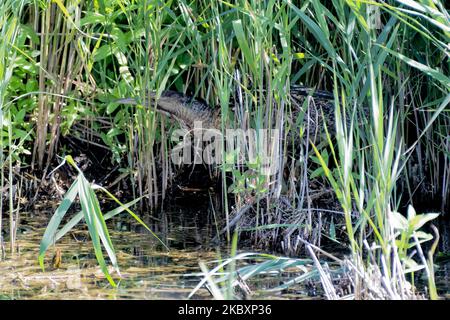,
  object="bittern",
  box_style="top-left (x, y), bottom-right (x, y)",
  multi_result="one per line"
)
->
top-left (115, 85), bottom-right (336, 134)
